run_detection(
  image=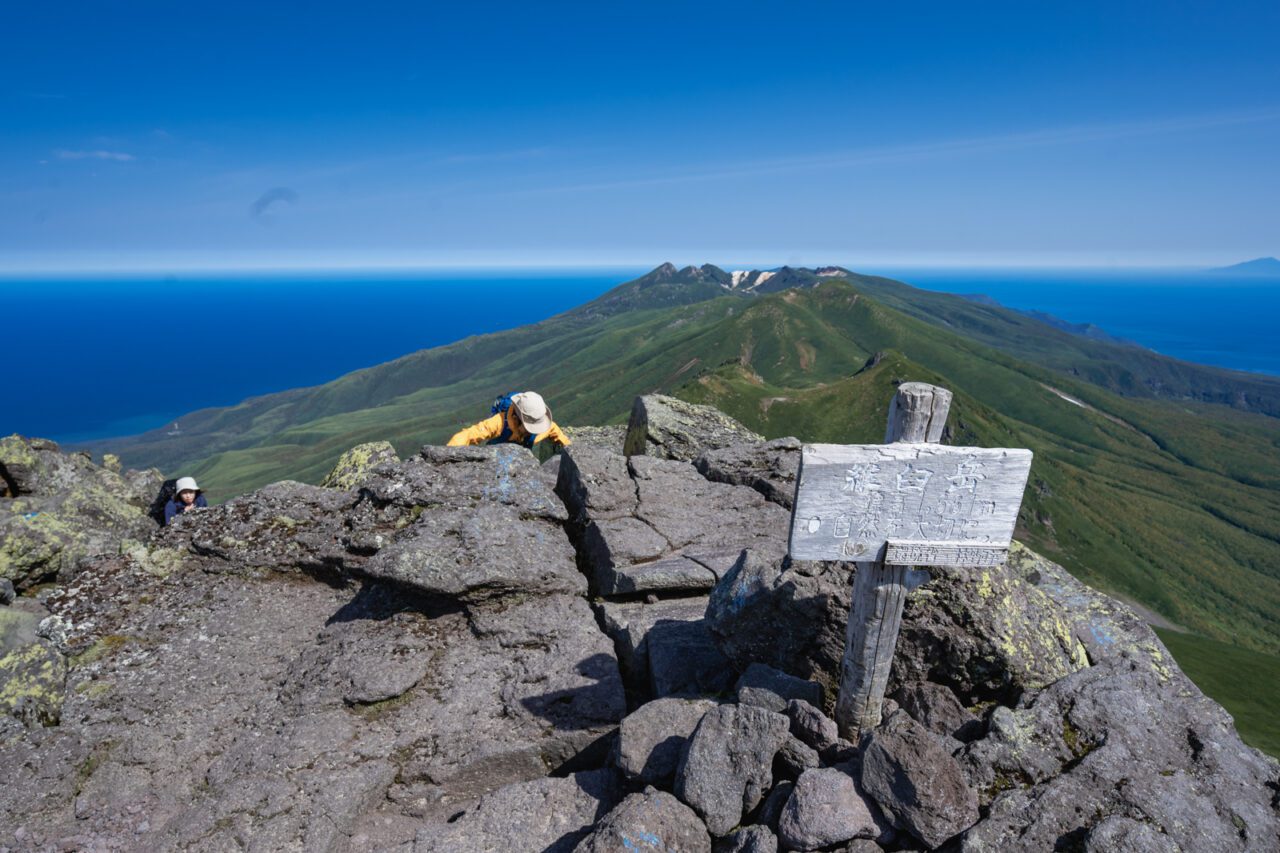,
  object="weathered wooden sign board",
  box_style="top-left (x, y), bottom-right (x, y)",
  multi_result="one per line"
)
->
top-left (788, 444), bottom-right (1033, 566)
top-left (786, 383), bottom-right (1036, 738)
